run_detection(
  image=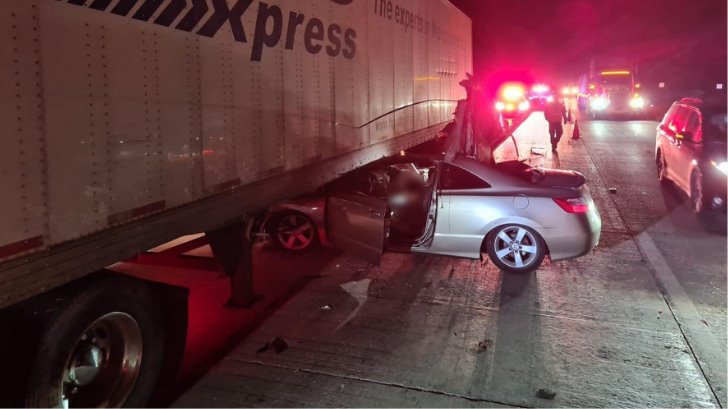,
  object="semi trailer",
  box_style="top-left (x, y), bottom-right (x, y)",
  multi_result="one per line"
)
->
top-left (0, 0), bottom-right (472, 406)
